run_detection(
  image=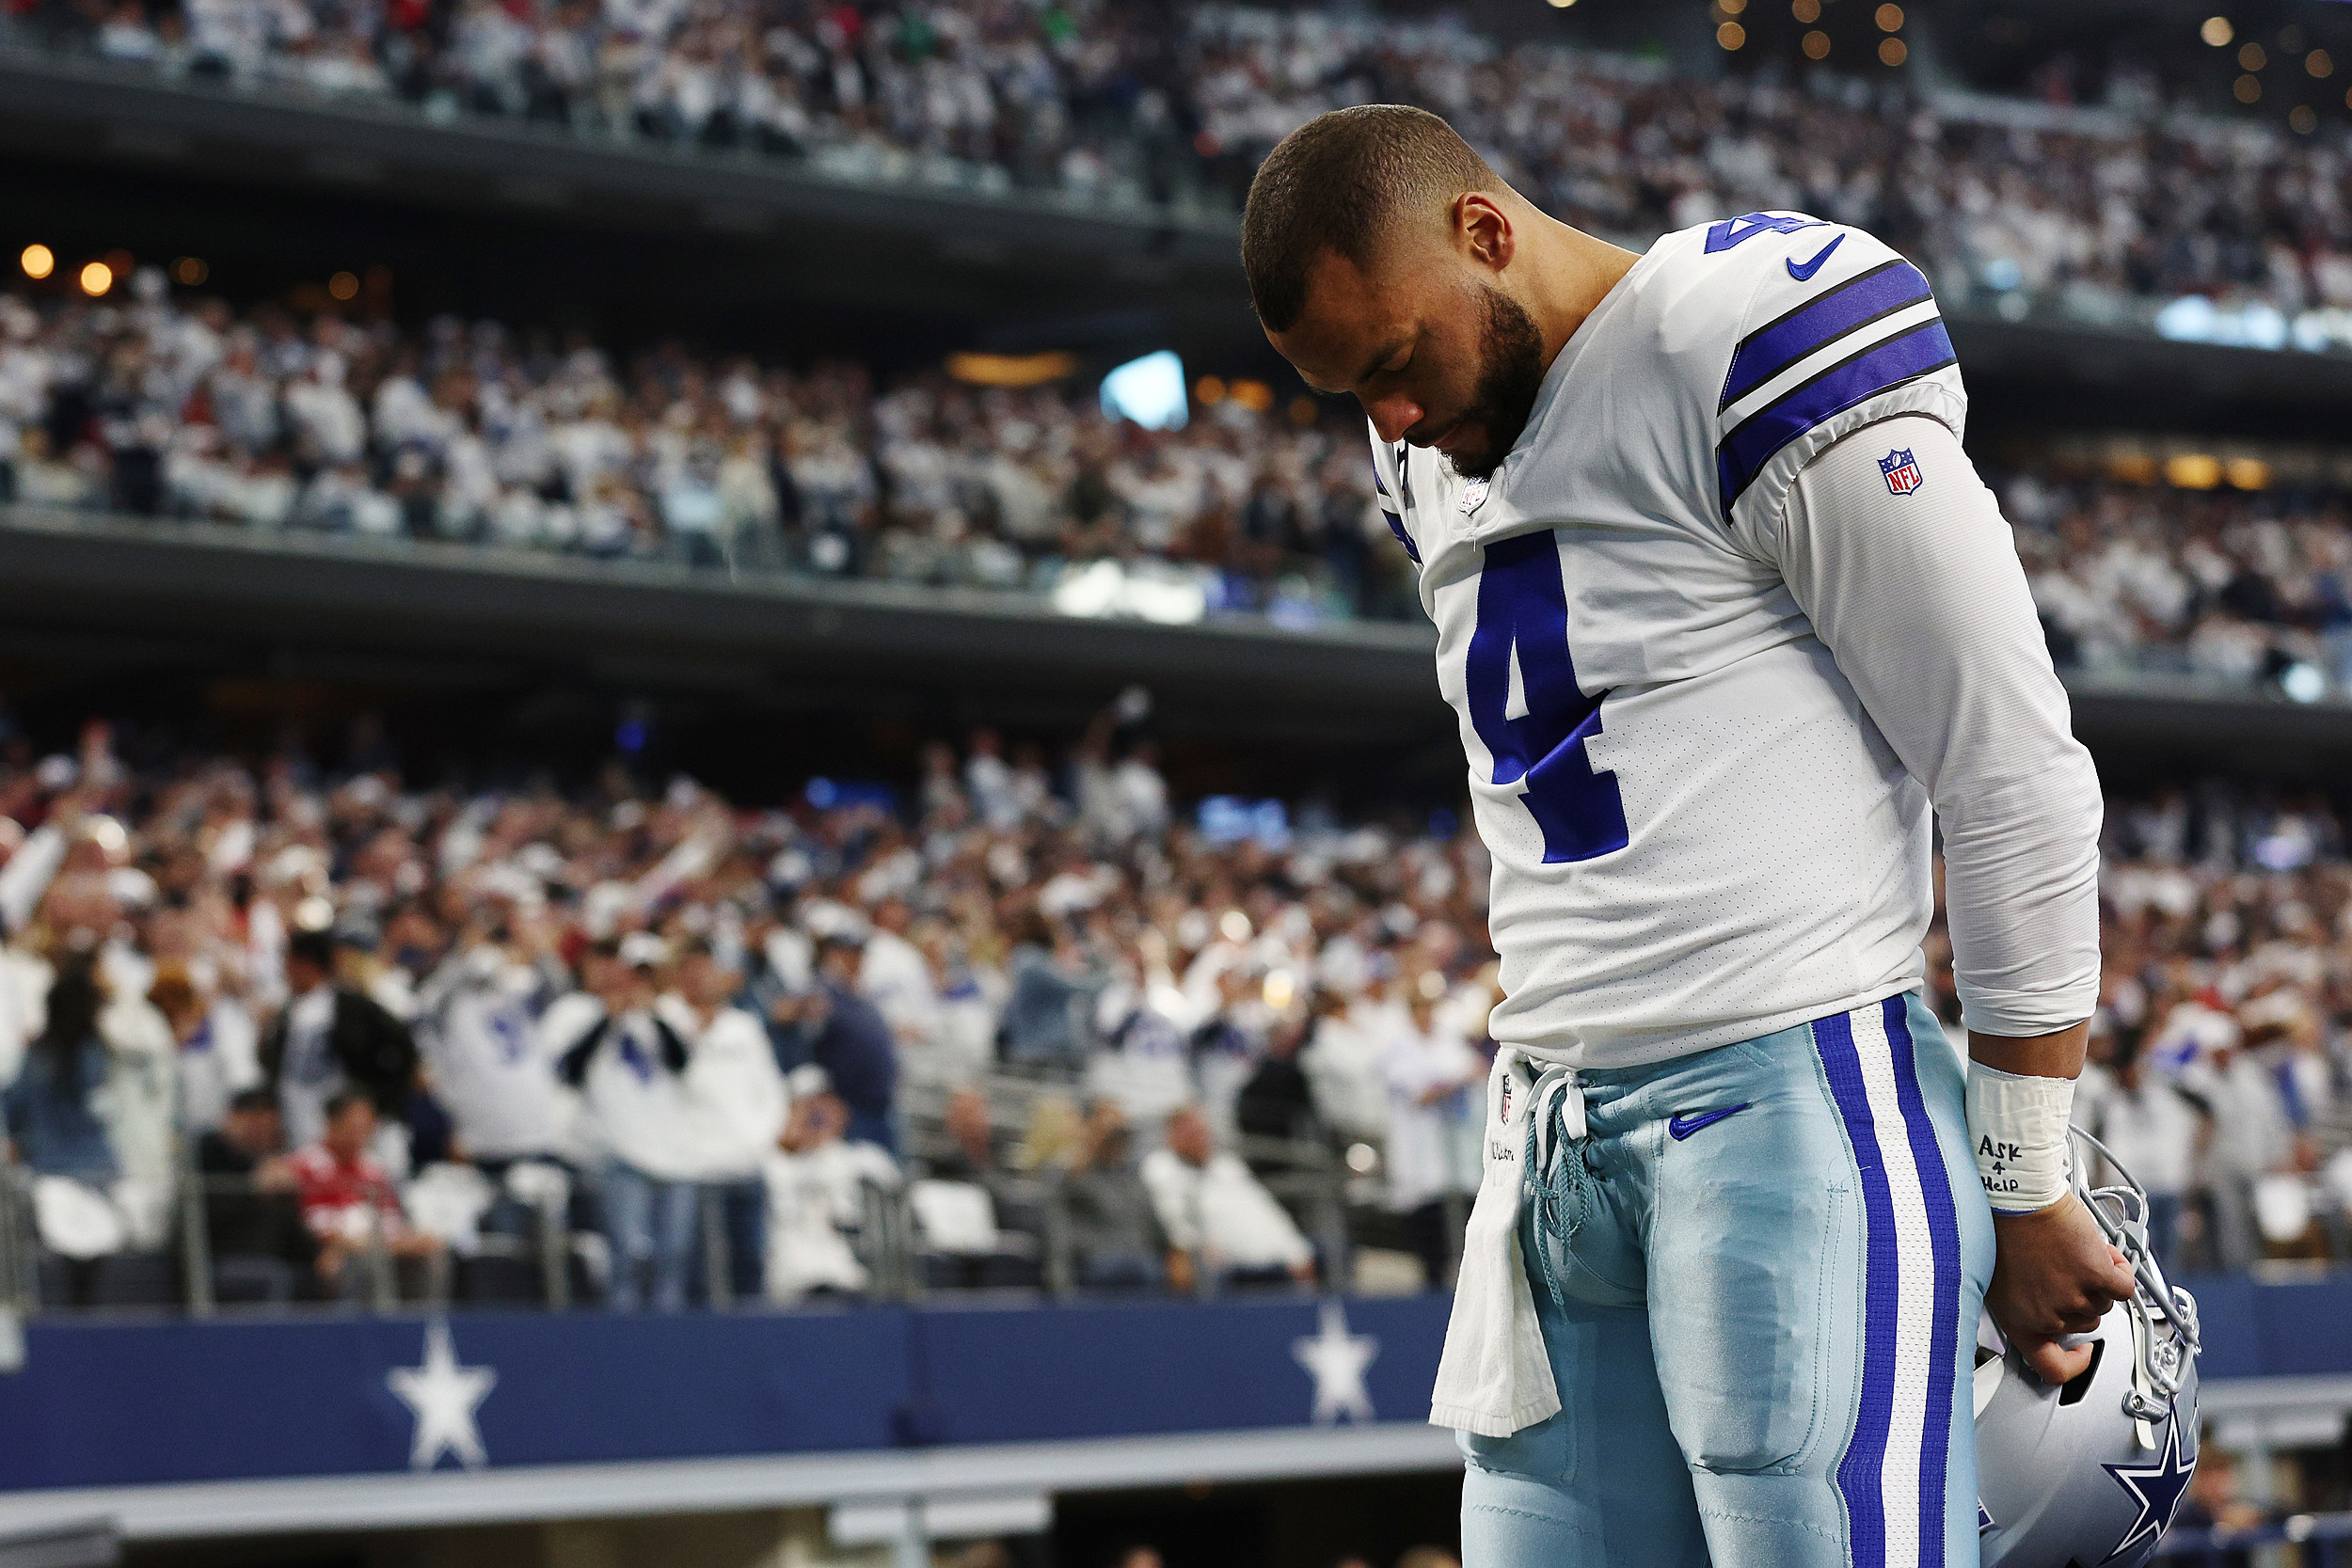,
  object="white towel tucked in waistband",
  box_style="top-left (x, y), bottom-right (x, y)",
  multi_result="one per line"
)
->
top-left (1427, 1048), bottom-right (1562, 1438)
